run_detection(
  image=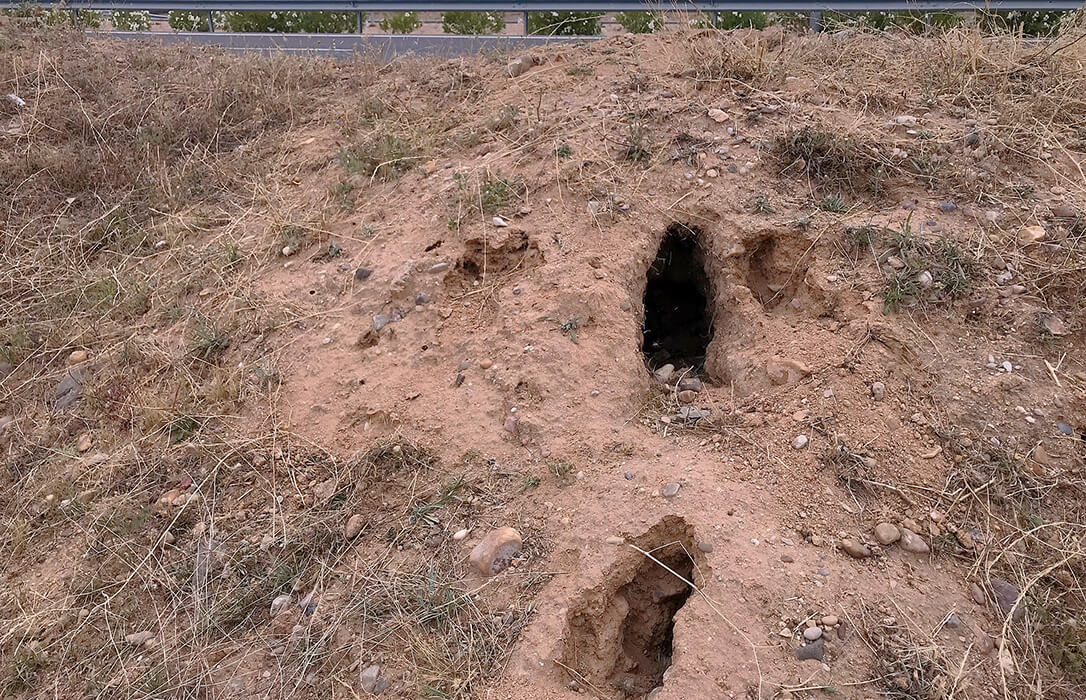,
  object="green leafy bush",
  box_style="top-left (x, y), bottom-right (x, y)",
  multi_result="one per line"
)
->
top-left (719, 11), bottom-right (768, 29)
top-left (76, 9), bottom-right (102, 26)
top-left (111, 10), bottom-right (150, 31)
top-left (527, 11), bottom-right (601, 35)
top-left (292, 11), bottom-right (357, 32)
top-left (380, 11), bottom-right (420, 34)
top-left (168, 10), bottom-right (214, 31)
top-left (441, 10), bottom-right (504, 34)
top-left (220, 11), bottom-right (291, 31)
top-left (823, 11), bottom-right (962, 32)
top-left (222, 11), bottom-right (357, 33)
top-left (687, 11), bottom-right (767, 29)
top-left (615, 11), bottom-right (663, 33)
top-left (979, 11), bottom-right (1069, 36)
top-left (3, 4), bottom-right (103, 27)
